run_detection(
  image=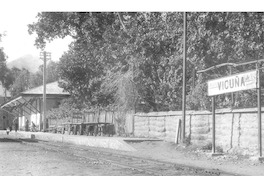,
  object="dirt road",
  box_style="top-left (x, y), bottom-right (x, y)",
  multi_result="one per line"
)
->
top-left (0, 136), bottom-right (238, 176)
top-left (0, 137), bottom-right (121, 176)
